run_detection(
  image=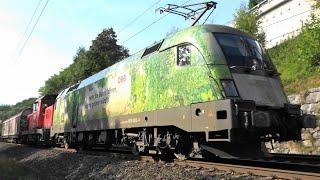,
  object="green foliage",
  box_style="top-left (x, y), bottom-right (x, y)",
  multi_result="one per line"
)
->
top-left (0, 98), bottom-right (36, 121)
top-left (88, 28), bottom-right (129, 70)
top-left (268, 4), bottom-right (320, 94)
top-left (234, 4), bottom-right (266, 46)
top-left (248, 0), bottom-right (262, 9)
top-left (39, 28), bottom-right (129, 95)
top-left (166, 26), bottom-right (180, 37)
